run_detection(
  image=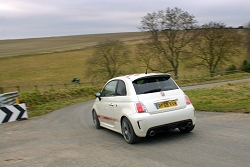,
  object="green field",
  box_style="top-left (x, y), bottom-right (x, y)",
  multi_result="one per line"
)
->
top-left (185, 80), bottom-right (250, 113)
